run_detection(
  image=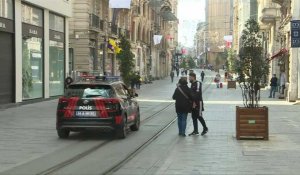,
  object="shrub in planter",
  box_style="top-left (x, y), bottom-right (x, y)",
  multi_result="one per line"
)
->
top-left (235, 19), bottom-right (270, 140)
